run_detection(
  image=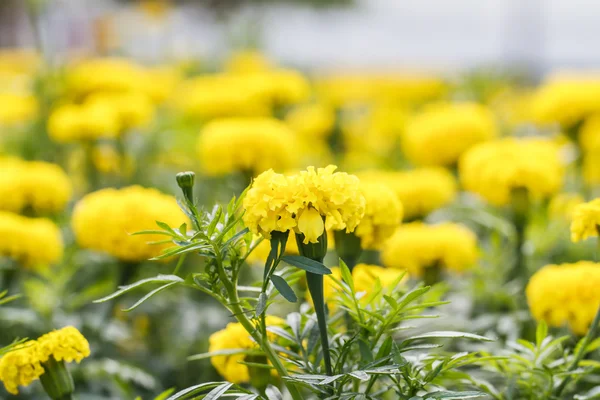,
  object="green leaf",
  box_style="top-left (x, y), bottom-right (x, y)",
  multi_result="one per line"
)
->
top-left (156, 221), bottom-right (178, 235)
top-left (358, 339), bottom-right (373, 363)
top-left (536, 321), bottom-right (548, 348)
top-left (423, 391), bottom-right (487, 399)
top-left (270, 275), bottom-right (297, 302)
top-left (207, 206), bottom-right (223, 237)
top-left (339, 258), bottom-right (354, 292)
top-left (403, 331), bottom-right (493, 343)
top-left (122, 281), bottom-right (181, 312)
top-left (205, 382), bottom-right (233, 400)
top-left (375, 337), bottom-right (394, 360)
top-left (94, 275), bottom-right (184, 303)
top-left (281, 255), bottom-right (331, 275)
top-left (166, 382), bottom-right (223, 400)
top-left (256, 292), bottom-right (267, 316)
top-left (188, 349), bottom-right (259, 361)
top-left (155, 388), bottom-right (176, 400)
